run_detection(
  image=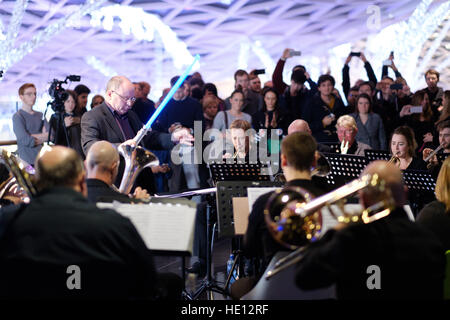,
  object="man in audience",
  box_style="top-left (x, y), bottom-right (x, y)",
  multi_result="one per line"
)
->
top-left (12, 83), bottom-right (49, 166)
top-left (225, 69), bottom-right (261, 116)
top-left (152, 75), bottom-right (204, 193)
top-left (421, 69), bottom-right (443, 119)
top-left (249, 70), bottom-right (262, 94)
top-left (85, 140), bottom-right (150, 203)
top-left (74, 84), bottom-right (91, 116)
top-left (0, 146), bottom-right (182, 299)
top-left (132, 81), bottom-right (155, 124)
top-left (281, 69), bottom-right (314, 121)
top-left (336, 115), bottom-right (371, 156)
top-left (342, 52), bottom-right (377, 106)
top-left (272, 48), bottom-right (318, 96)
top-left (295, 160), bottom-right (445, 300)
